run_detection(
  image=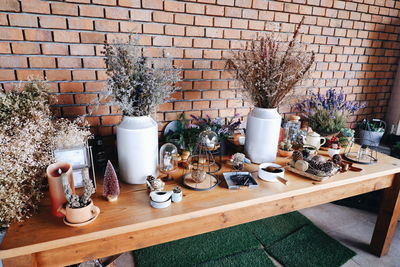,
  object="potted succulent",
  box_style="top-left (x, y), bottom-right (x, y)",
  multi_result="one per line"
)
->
top-left (279, 140), bottom-right (294, 157)
top-left (296, 89), bottom-right (364, 137)
top-left (103, 37), bottom-right (181, 184)
top-left (339, 128), bottom-right (355, 147)
top-left (358, 119), bottom-right (385, 147)
top-left (226, 18), bottom-right (314, 163)
top-left (59, 169), bottom-right (98, 225)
